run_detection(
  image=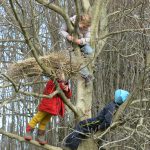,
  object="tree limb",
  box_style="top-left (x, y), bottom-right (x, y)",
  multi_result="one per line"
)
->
top-left (100, 28), bottom-right (150, 40)
top-left (9, 0), bottom-right (52, 76)
top-left (0, 128), bottom-right (62, 150)
top-left (35, 0), bottom-right (73, 33)
top-left (0, 39), bottom-right (25, 43)
top-left (80, 0), bottom-right (90, 12)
